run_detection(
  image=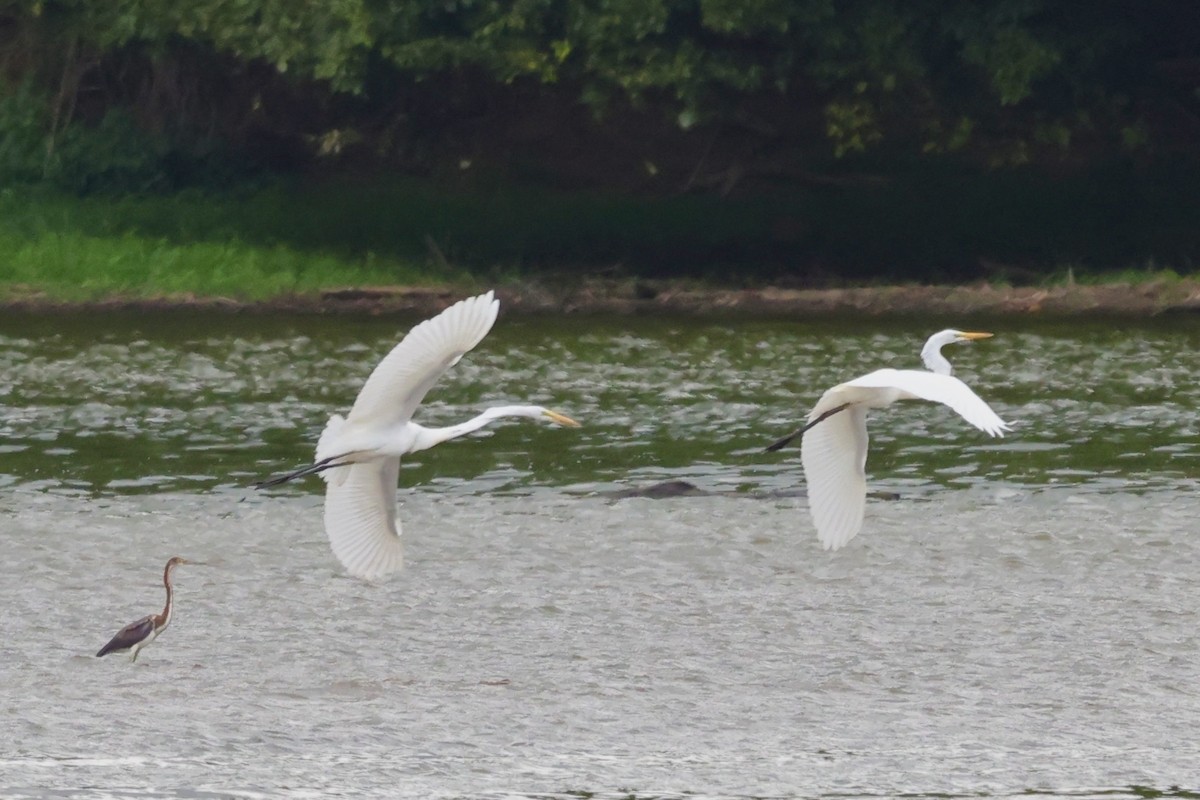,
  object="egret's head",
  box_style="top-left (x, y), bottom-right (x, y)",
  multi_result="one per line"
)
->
top-left (541, 409), bottom-right (582, 428)
top-left (927, 329), bottom-right (993, 349)
top-left (921, 330), bottom-right (993, 375)
top-left (949, 329), bottom-right (993, 345)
